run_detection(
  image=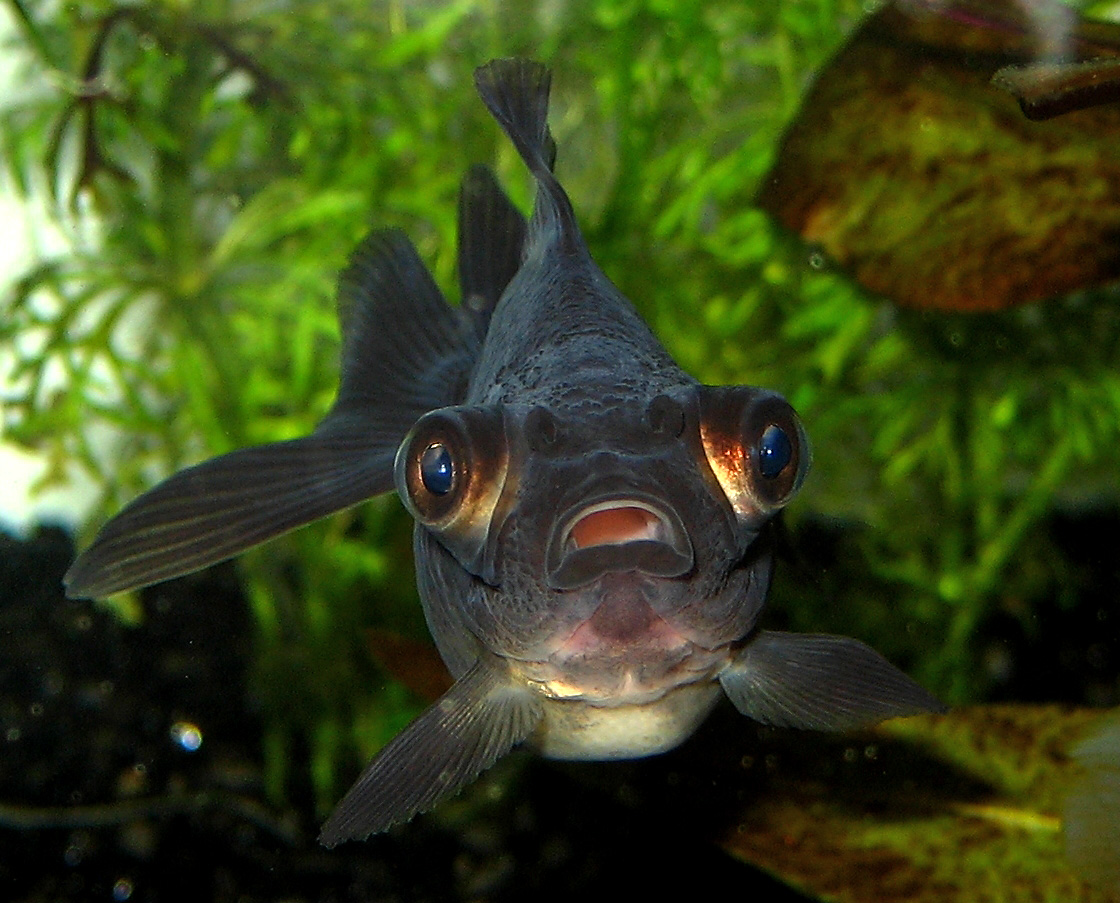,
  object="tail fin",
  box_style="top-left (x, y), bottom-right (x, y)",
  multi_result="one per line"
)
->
top-left (474, 59), bottom-right (580, 253)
